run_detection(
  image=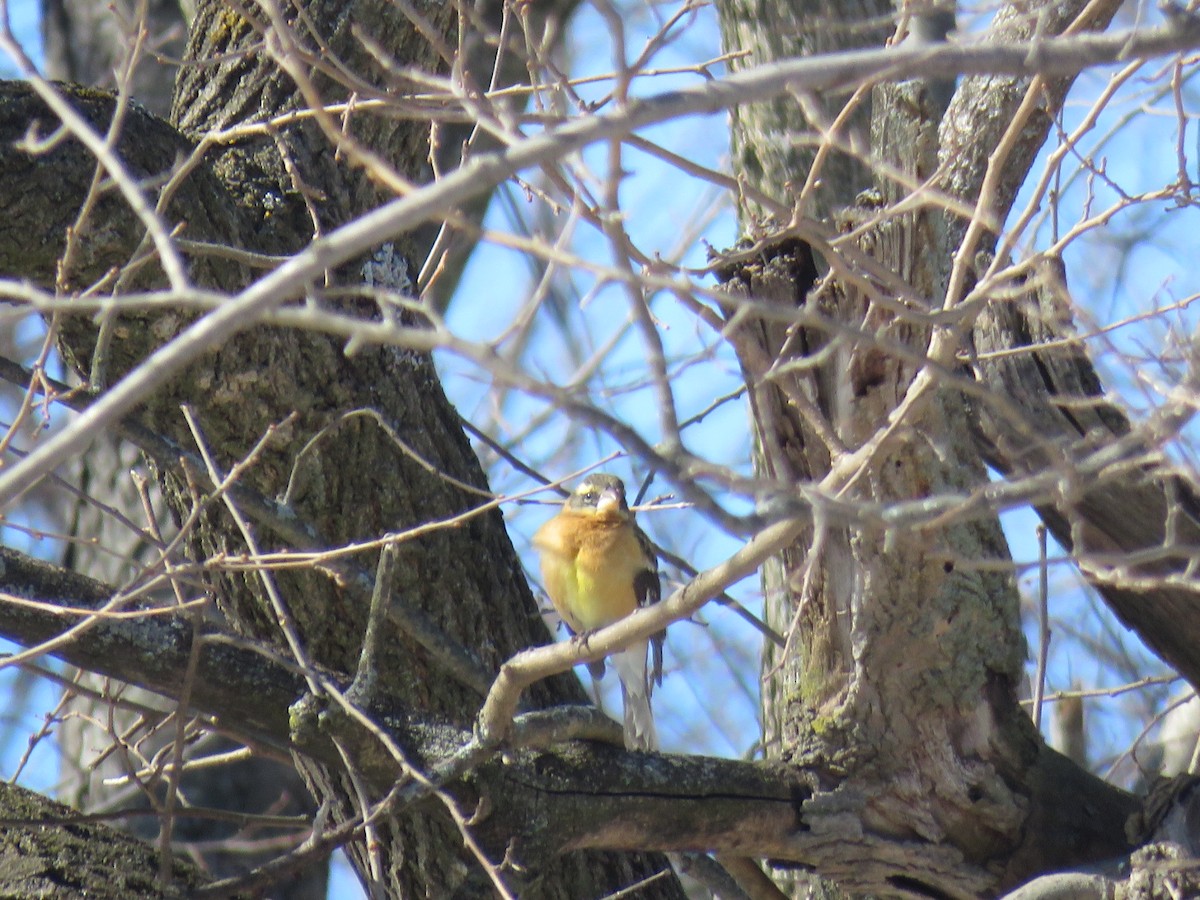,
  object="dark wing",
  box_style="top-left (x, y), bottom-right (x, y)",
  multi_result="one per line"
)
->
top-left (633, 525), bottom-right (665, 689)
